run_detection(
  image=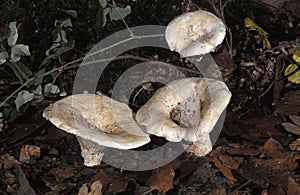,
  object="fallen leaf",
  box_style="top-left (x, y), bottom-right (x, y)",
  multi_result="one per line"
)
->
top-left (289, 139), bottom-right (300, 151)
top-left (91, 170), bottom-right (128, 194)
top-left (288, 176), bottom-right (300, 195)
top-left (281, 122), bottom-right (300, 135)
top-left (213, 157), bottom-right (236, 181)
top-left (290, 115), bottom-right (300, 126)
top-left (208, 188), bottom-right (226, 195)
top-left (146, 166), bottom-right (176, 193)
top-left (14, 164), bottom-right (36, 195)
top-left (50, 168), bottom-right (75, 182)
top-left (2, 154), bottom-right (16, 169)
top-left (147, 168), bottom-right (175, 193)
top-left (19, 145), bottom-right (41, 163)
top-left (218, 155), bottom-right (239, 170)
top-left (226, 143), bottom-right (261, 156)
top-left (276, 90), bottom-right (300, 115)
top-left (261, 137), bottom-right (283, 158)
top-left (78, 180), bottom-right (103, 195)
